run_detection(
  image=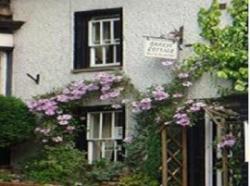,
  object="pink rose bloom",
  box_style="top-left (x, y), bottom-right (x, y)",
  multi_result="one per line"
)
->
top-left (56, 94), bottom-right (69, 102)
top-left (218, 134), bottom-right (236, 149)
top-left (139, 98), bottom-right (152, 110)
top-left (45, 109), bottom-right (56, 116)
top-left (132, 101), bottom-right (141, 113)
top-left (87, 83), bottom-right (99, 91)
top-left (153, 87), bottom-right (169, 101)
top-left (57, 114), bottom-right (72, 121)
